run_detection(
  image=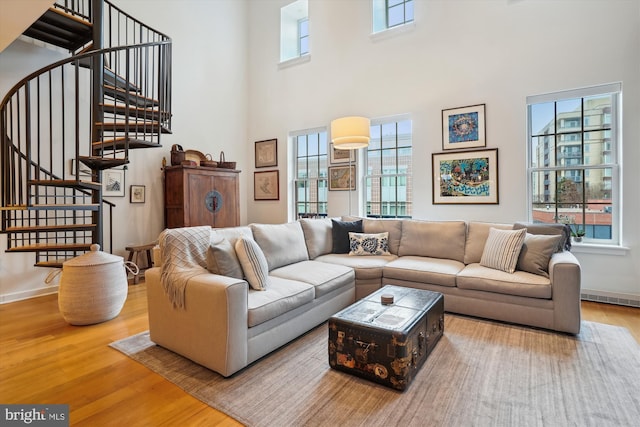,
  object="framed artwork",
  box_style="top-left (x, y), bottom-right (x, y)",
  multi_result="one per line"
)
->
top-left (130, 185), bottom-right (145, 203)
top-left (254, 170), bottom-right (279, 200)
top-left (329, 143), bottom-right (355, 164)
top-left (329, 165), bottom-right (356, 191)
top-left (255, 138), bottom-right (278, 168)
top-left (103, 169), bottom-right (125, 197)
top-left (432, 148), bottom-right (498, 204)
top-left (442, 103), bottom-right (486, 150)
